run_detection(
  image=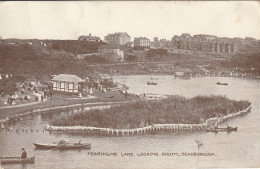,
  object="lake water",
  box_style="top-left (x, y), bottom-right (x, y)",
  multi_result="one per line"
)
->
top-left (1, 76), bottom-right (260, 169)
